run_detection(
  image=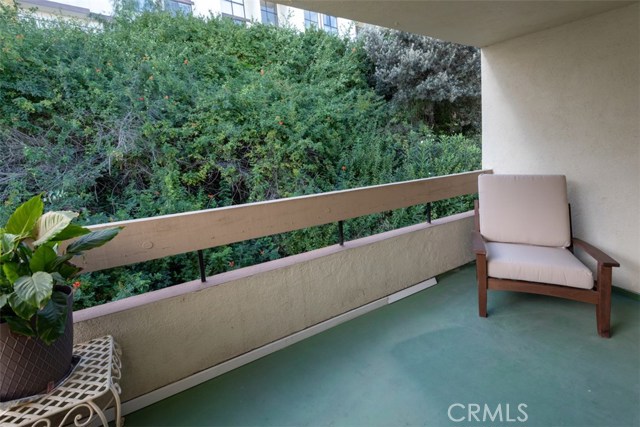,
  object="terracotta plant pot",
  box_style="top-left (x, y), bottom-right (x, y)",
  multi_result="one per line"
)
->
top-left (0, 286), bottom-right (74, 403)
